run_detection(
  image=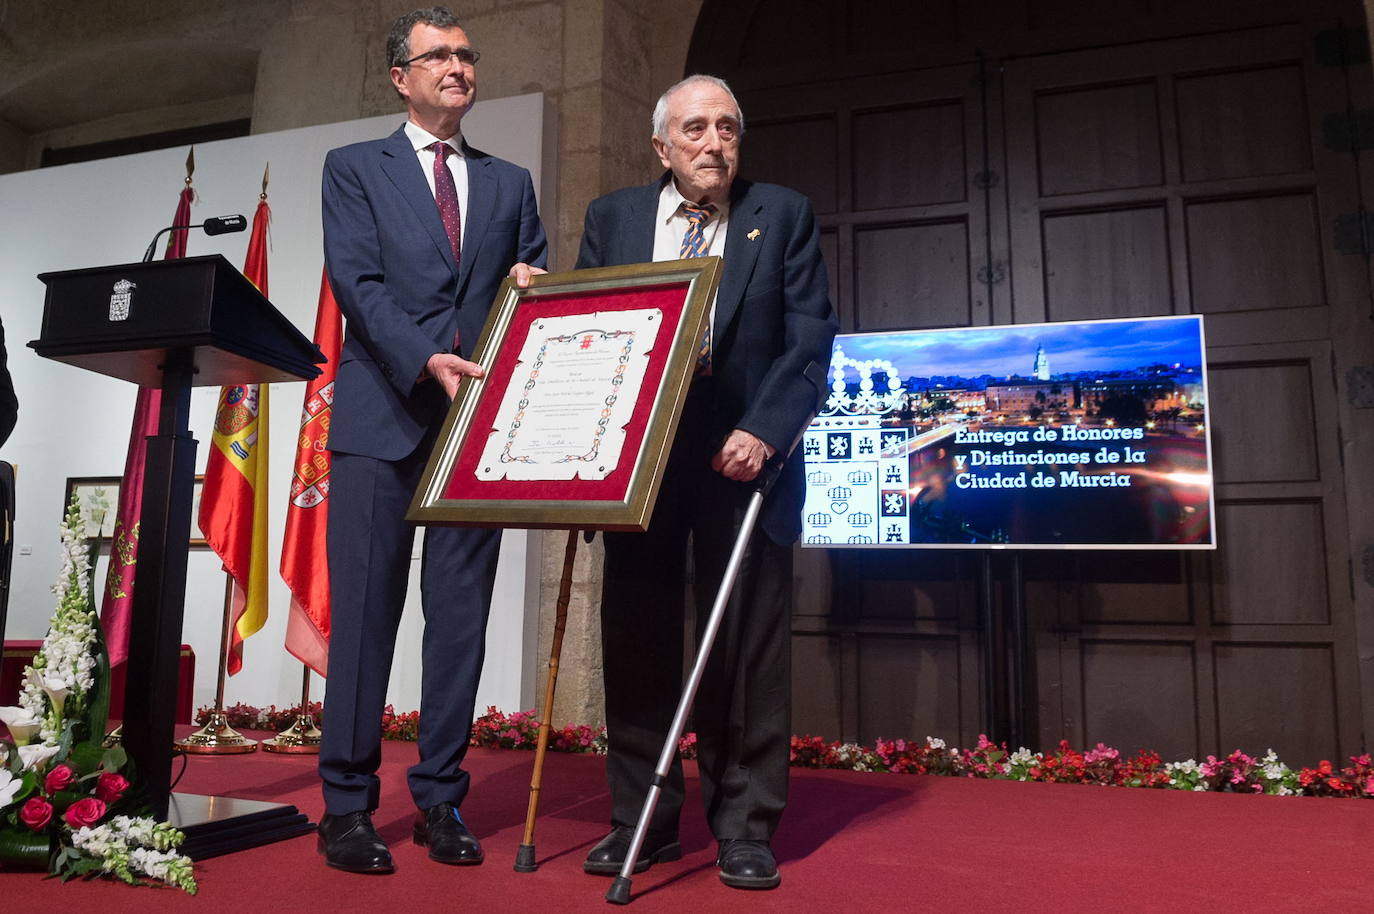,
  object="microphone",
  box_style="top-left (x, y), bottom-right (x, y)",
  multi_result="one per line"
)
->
top-left (141, 214), bottom-right (248, 262)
